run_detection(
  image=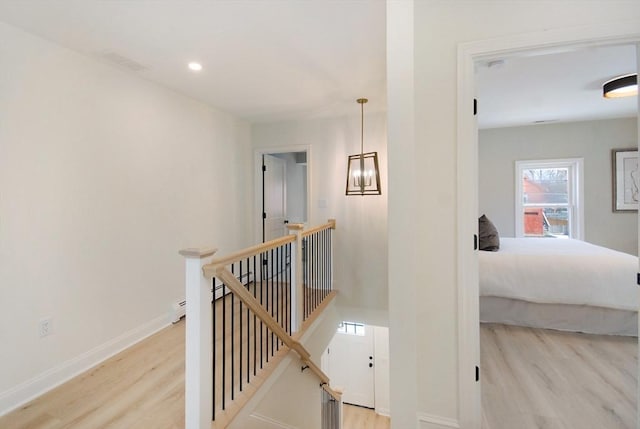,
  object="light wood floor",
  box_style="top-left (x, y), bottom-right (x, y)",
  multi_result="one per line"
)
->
top-left (481, 323), bottom-right (637, 429)
top-left (0, 320), bottom-right (186, 429)
top-left (343, 404), bottom-right (390, 429)
top-left (0, 319), bottom-right (389, 429)
top-left (4, 320), bottom-right (629, 429)
top-left (0, 285), bottom-right (291, 429)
